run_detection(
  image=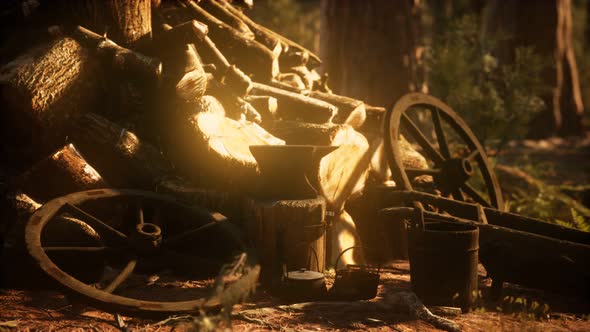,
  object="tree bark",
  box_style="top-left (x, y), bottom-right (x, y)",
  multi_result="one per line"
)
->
top-left (482, 0), bottom-right (584, 137)
top-left (12, 144), bottom-right (108, 202)
top-left (65, 0), bottom-right (152, 49)
top-left (320, 0), bottom-right (418, 107)
top-left (70, 113), bottom-right (172, 189)
top-left (0, 37), bottom-right (98, 168)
